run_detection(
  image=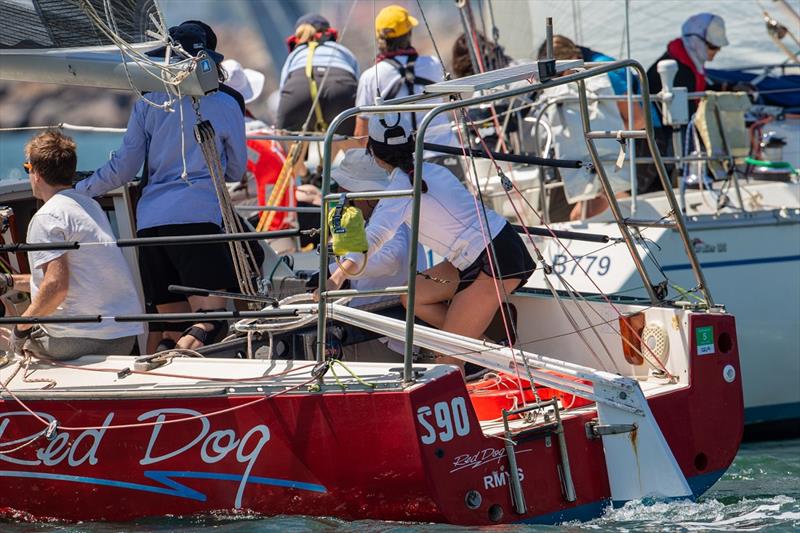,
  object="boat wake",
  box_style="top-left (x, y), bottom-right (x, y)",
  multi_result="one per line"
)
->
top-left (582, 495), bottom-right (800, 532)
